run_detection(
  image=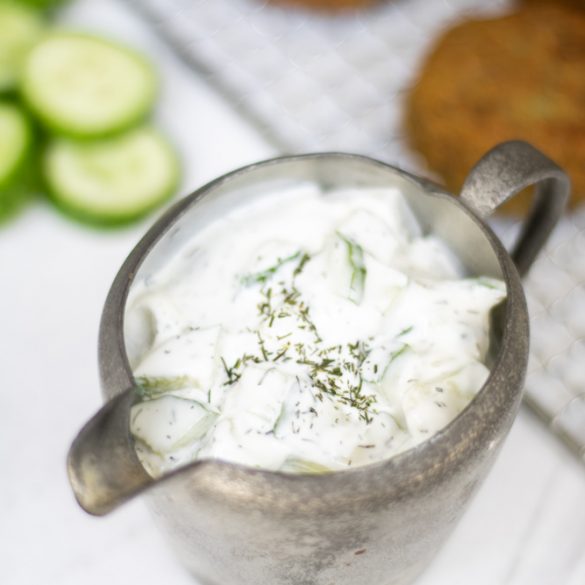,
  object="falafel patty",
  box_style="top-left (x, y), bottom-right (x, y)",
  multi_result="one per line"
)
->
top-left (406, 6), bottom-right (585, 214)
